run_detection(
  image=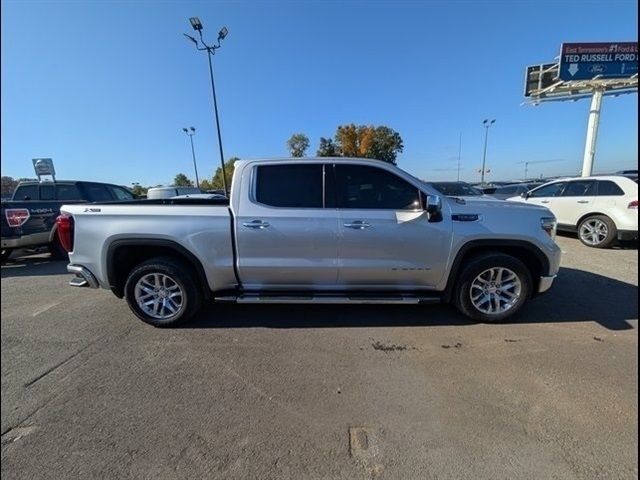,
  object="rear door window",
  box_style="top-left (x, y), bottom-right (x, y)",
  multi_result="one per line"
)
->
top-left (108, 186), bottom-right (135, 200)
top-left (56, 184), bottom-right (84, 201)
top-left (83, 183), bottom-right (114, 202)
top-left (13, 185), bottom-right (39, 200)
top-left (40, 184), bottom-right (56, 200)
top-left (596, 180), bottom-right (624, 196)
top-left (561, 180), bottom-right (596, 197)
top-left (255, 164), bottom-right (323, 208)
